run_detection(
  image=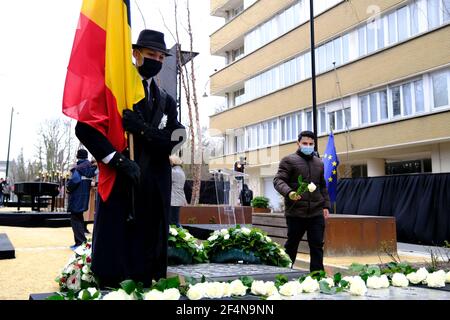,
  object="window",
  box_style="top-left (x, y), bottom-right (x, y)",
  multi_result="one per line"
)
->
top-left (360, 95), bottom-right (369, 124)
top-left (329, 108), bottom-right (350, 131)
top-left (380, 90), bottom-right (388, 119)
top-left (397, 6), bottom-right (409, 42)
top-left (333, 37), bottom-right (342, 66)
top-left (428, 0), bottom-right (441, 29)
top-left (306, 111), bottom-right (312, 131)
top-left (388, 11), bottom-right (397, 44)
top-left (445, 0), bottom-right (450, 22)
top-left (392, 86), bottom-right (401, 116)
top-left (233, 88), bottom-right (245, 106)
top-left (358, 25), bottom-right (366, 56)
top-left (319, 108), bottom-right (327, 134)
top-left (414, 80), bottom-right (424, 112)
top-left (432, 71), bottom-right (449, 108)
top-left (231, 46), bottom-right (245, 62)
top-left (402, 83), bottom-right (413, 116)
top-left (410, 1), bottom-right (419, 36)
top-left (367, 21), bottom-right (376, 53)
top-left (342, 34), bottom-right (349, 63)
